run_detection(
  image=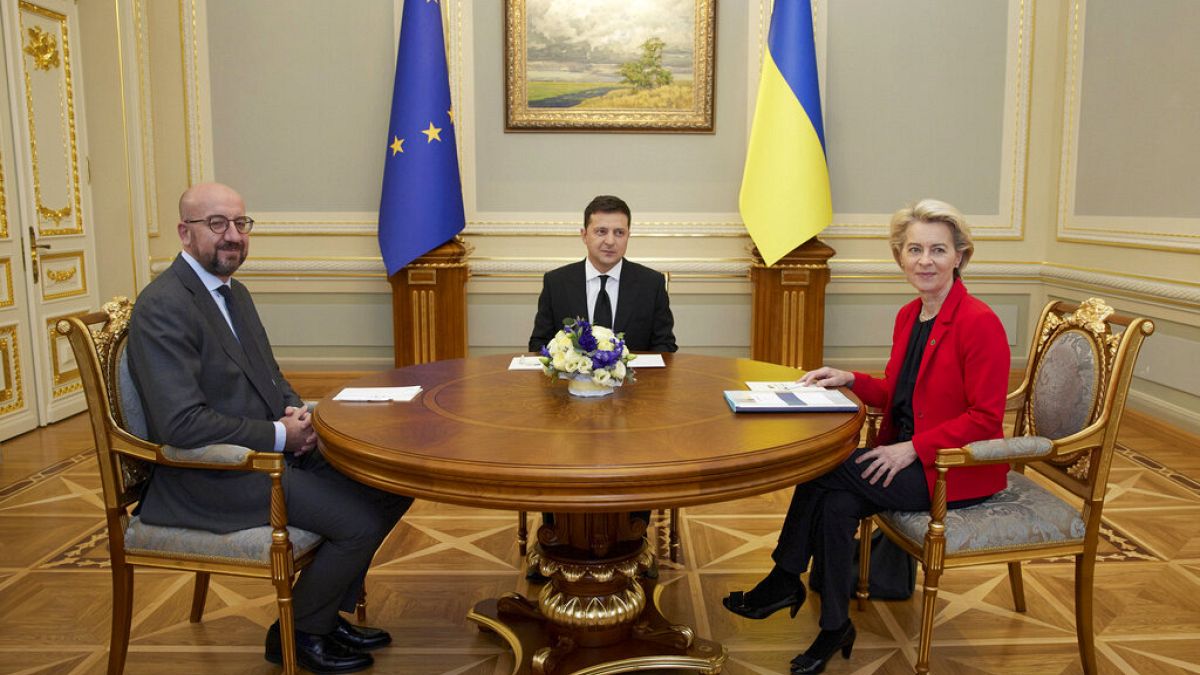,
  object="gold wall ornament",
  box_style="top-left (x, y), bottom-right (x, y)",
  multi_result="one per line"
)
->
top-left (23, 26), bottom-right (60, 70)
